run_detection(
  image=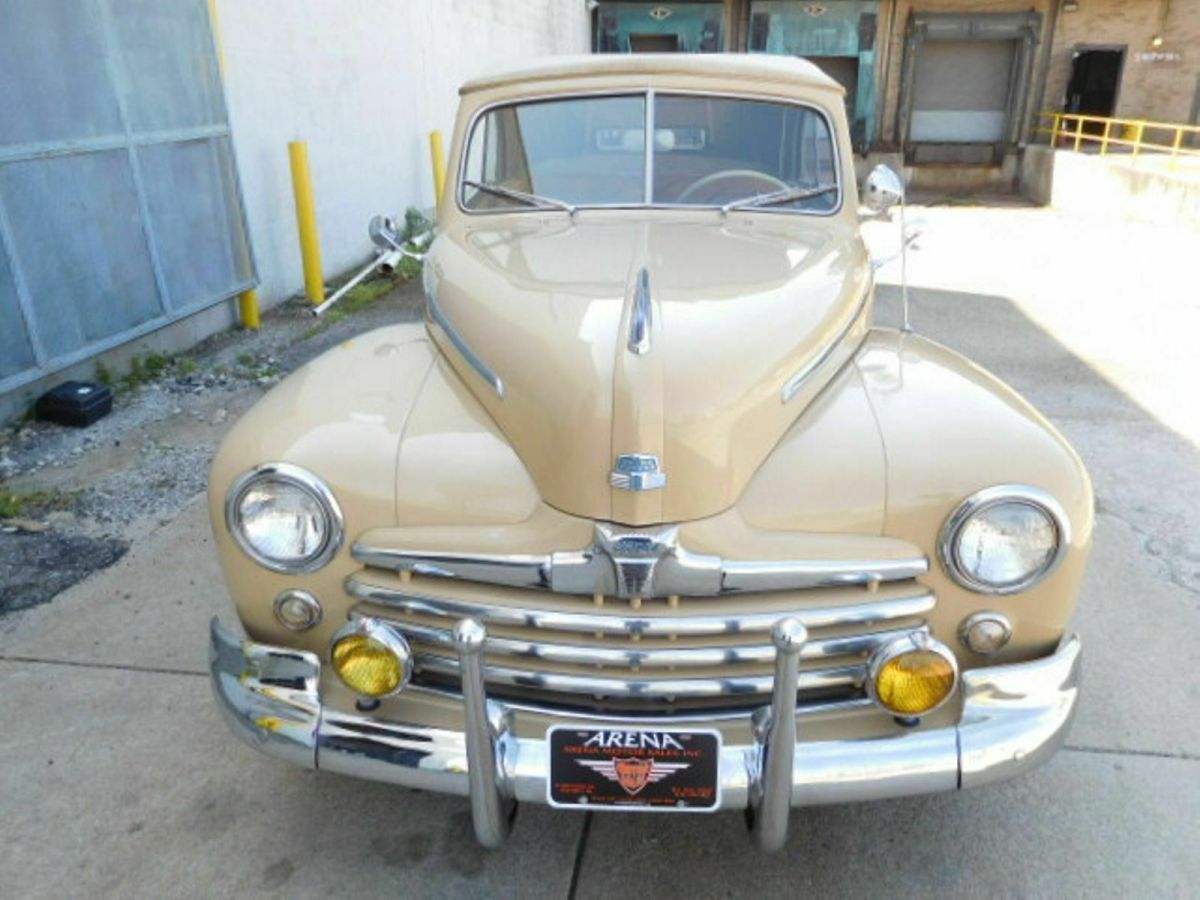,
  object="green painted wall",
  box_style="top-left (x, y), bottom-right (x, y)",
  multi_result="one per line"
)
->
top-left (747, 1), bottom-right (879, 148)
top-left (595, 2), bottom-right (725, 53)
